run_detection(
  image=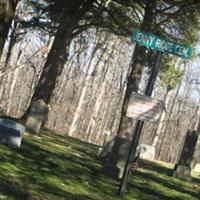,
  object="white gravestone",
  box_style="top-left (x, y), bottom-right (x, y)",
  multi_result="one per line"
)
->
top-left (139, 144), bottom-right (156, 160)
top-left (194, 164), bottom-right (200, 173)
top-left (25, 99), bottom-right (48, 135)
top-left (0, 118), bottom-right (25, 147)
